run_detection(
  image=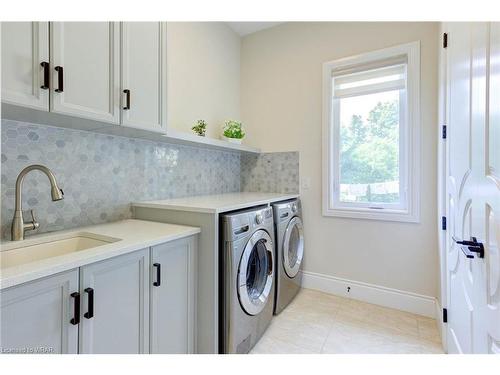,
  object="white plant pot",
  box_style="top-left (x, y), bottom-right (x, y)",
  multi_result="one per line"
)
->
top-left (222, 136), bottom-right (243, 144)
